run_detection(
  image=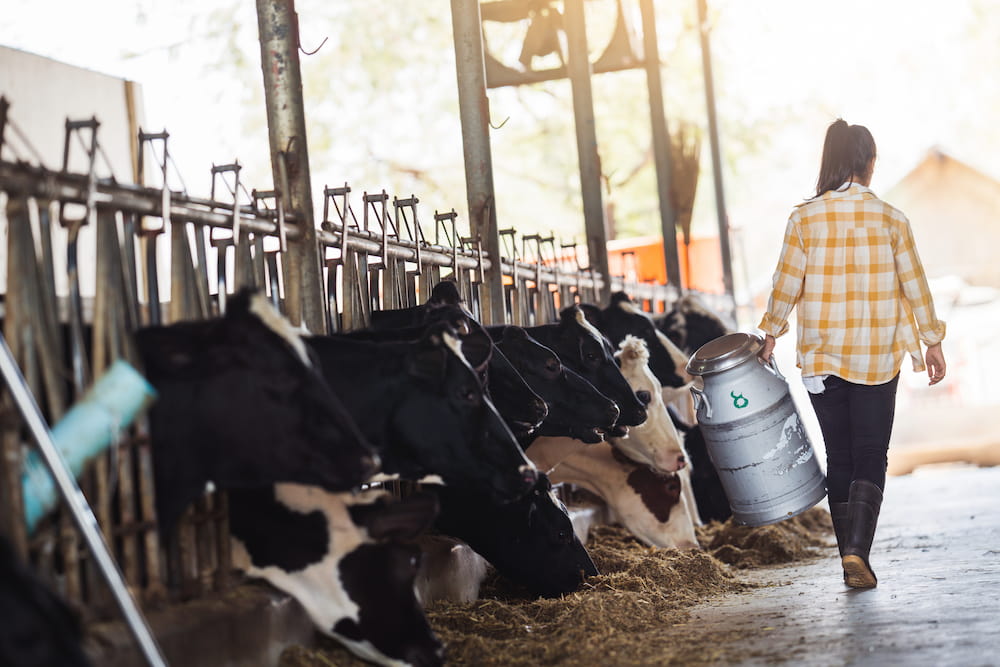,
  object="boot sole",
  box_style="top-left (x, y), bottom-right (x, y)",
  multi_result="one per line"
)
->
top-left (842, 555), bottom-right (877, 588)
